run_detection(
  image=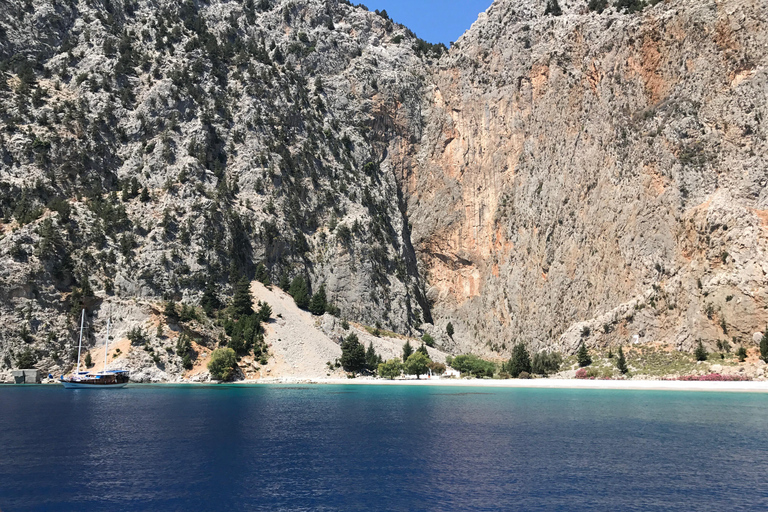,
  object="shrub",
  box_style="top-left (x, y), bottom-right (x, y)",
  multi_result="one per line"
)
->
top-left (518, 371), bottom-right (531, 379)
top-left (427, 361), bottom-right (446, 375)
top-left (208, 348), bottom-right (238, 381)
top-left (16, 349), bottom-right (36, 369)
top-left (737, 346), bottom-right (747, 362)
top-left (421, 333), bottom-right (435, 347)
top-left (575, 367), bottom-right (589, 379)
top-left (446, 322), bottom-right (454, 338)
top-left (760, 329), bottom-right (768, 363)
